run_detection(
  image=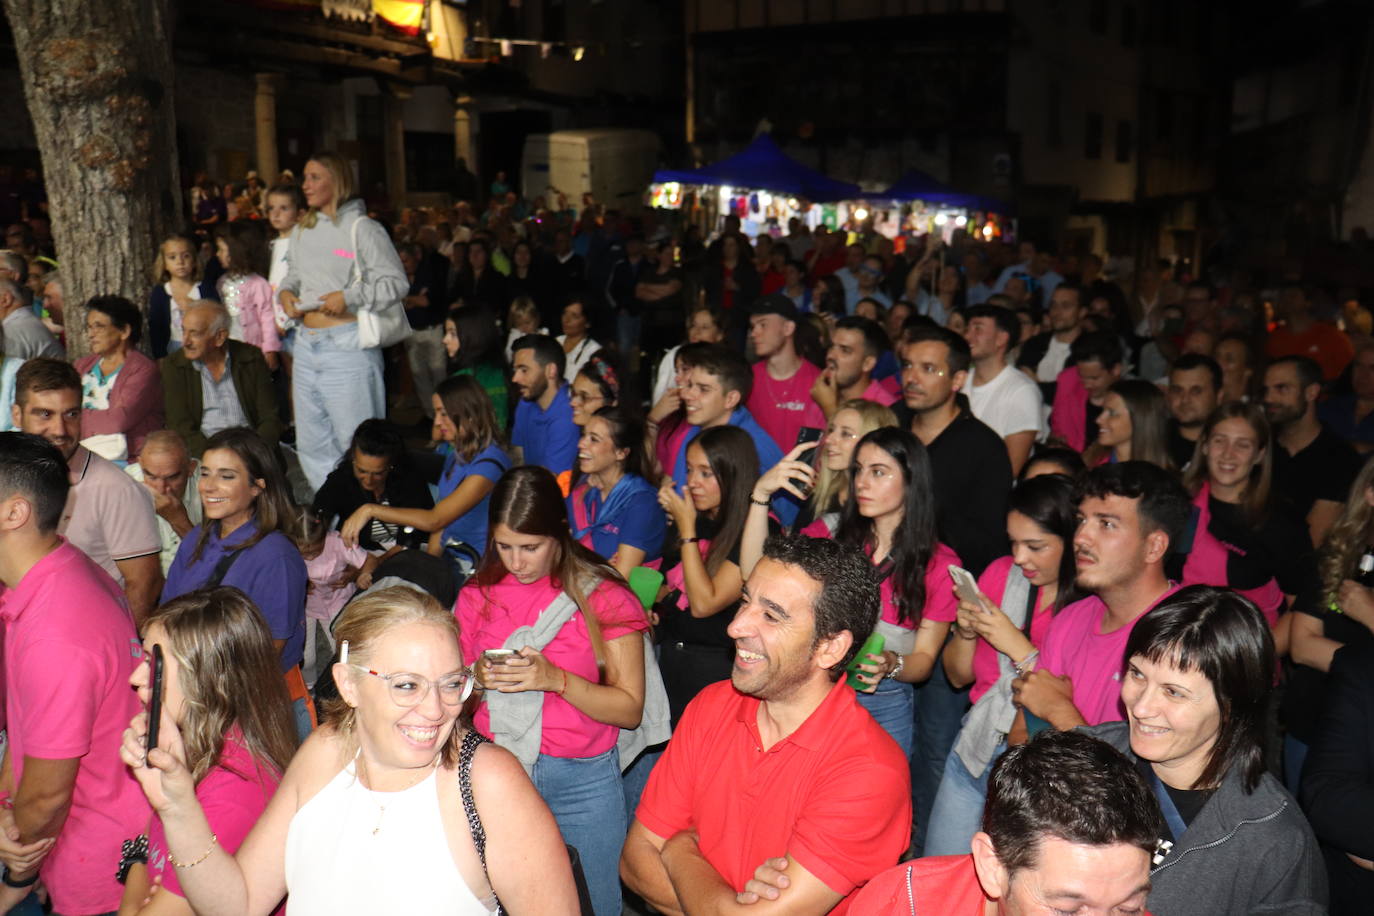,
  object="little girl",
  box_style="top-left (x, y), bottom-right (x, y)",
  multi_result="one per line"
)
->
top-left (215, 221), bottom-right (280, 370)
top-left (293, 509), bottom-right (377, 684)
top-left (147, 233), bottom-right (217, 359)
top-left (503, 295), bottom-right (548, 363)
top-left (265, 182), bottom-right (305, 341)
